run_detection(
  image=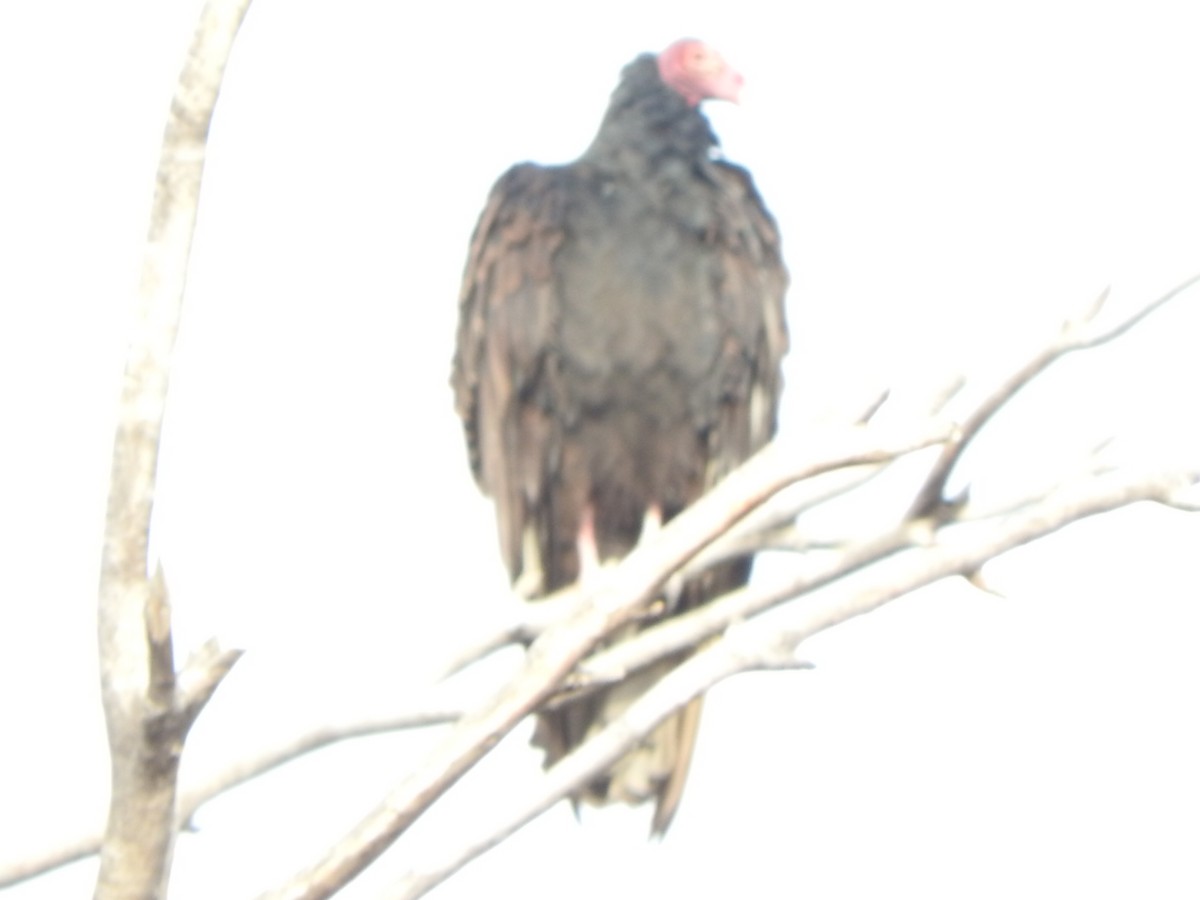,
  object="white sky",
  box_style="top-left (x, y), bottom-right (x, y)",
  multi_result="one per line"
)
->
top-left (2, 1), bottom-right (1199, 897)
